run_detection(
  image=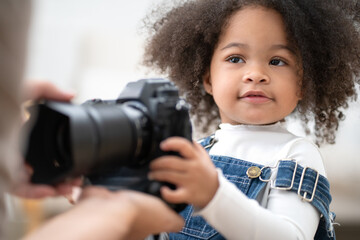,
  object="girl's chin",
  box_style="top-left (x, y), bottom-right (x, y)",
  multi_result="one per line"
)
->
top-left (222, 120), bottom-right (280, 126)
